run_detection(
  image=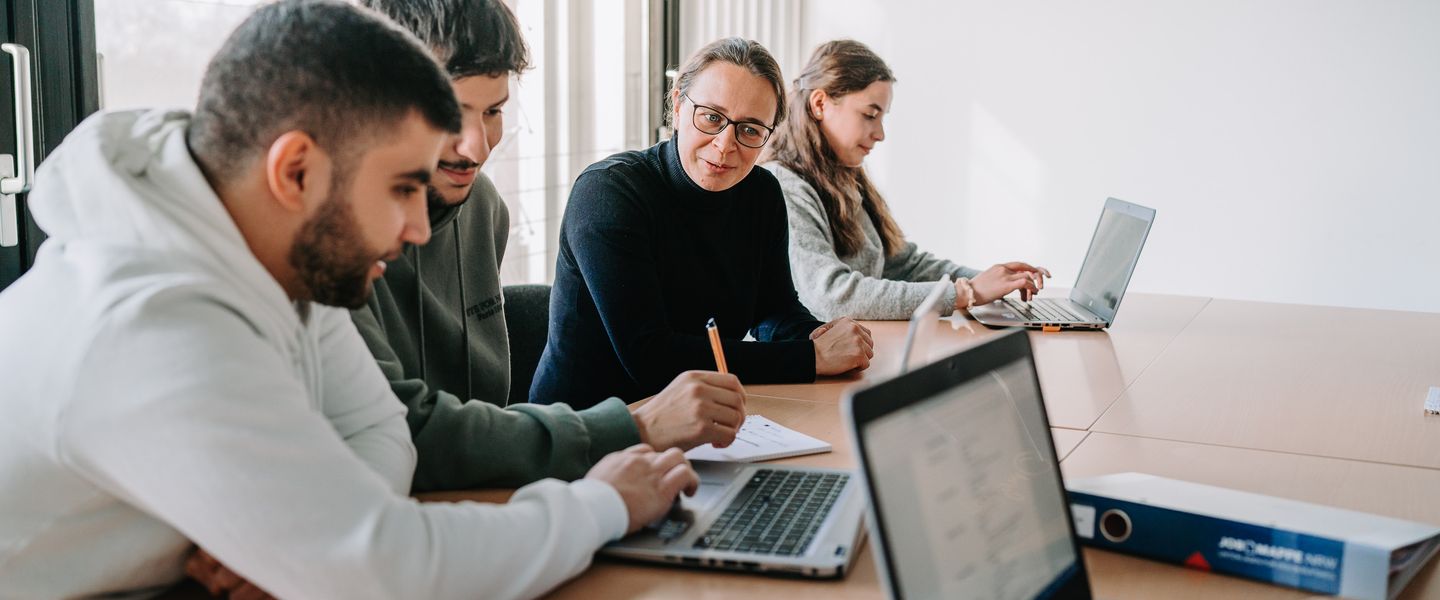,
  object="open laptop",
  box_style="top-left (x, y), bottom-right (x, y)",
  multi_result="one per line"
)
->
top-left (898, 274), bottom-right (952, 374)
top-left (599, 275), bottom-right (942, 577)
top-left (600, 457), bottom-right (866, 577)
top-left (845, 329), bottom-right (1093, 599)
top-left (970, 197), bottom-right (1155, 330)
